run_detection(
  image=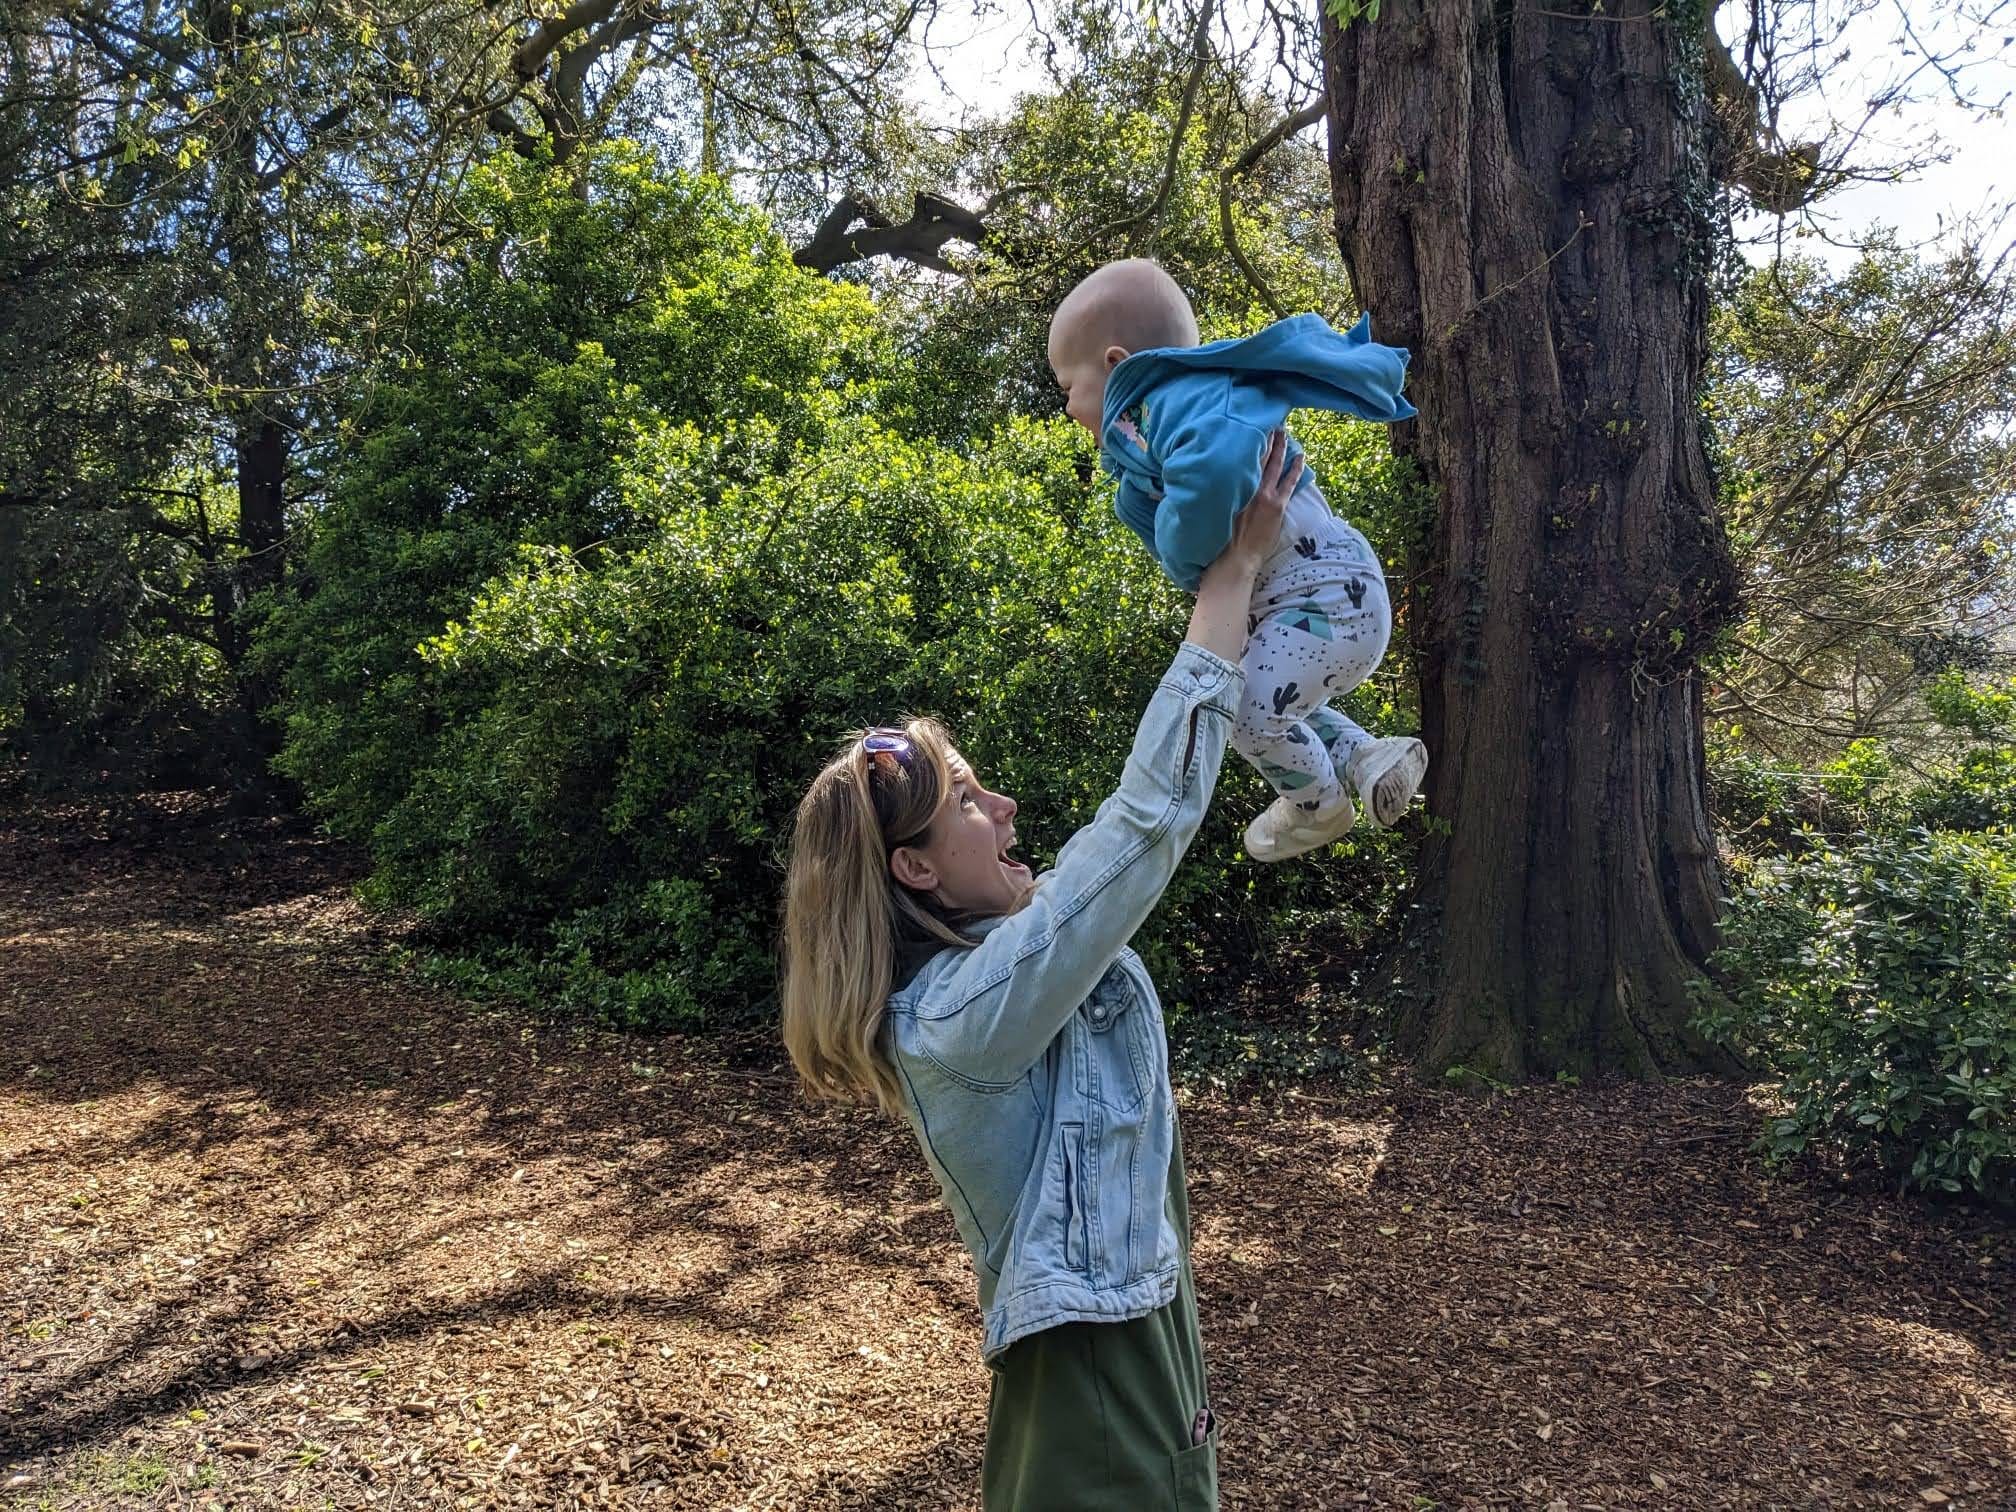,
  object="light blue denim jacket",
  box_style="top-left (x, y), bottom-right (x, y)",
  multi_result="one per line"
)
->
top-left (880, 641), bottom-right (1243, 1361)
